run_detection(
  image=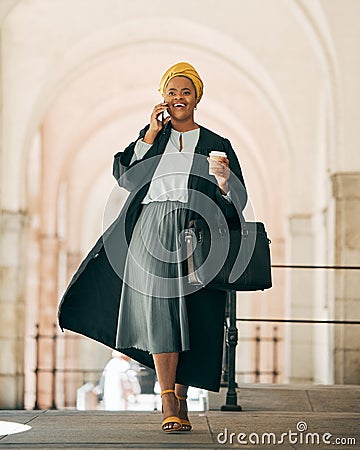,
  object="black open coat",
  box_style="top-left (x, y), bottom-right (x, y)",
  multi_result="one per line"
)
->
top-left (58, 122), bottom-right (247, 392)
